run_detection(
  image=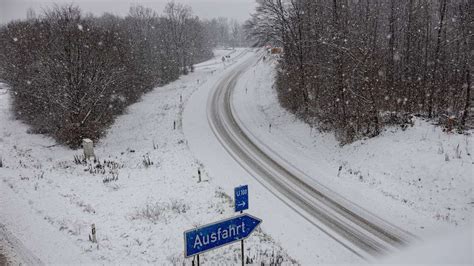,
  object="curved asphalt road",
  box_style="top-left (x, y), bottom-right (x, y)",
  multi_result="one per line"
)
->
top-left (207, 52), bottom-right (415, 259)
